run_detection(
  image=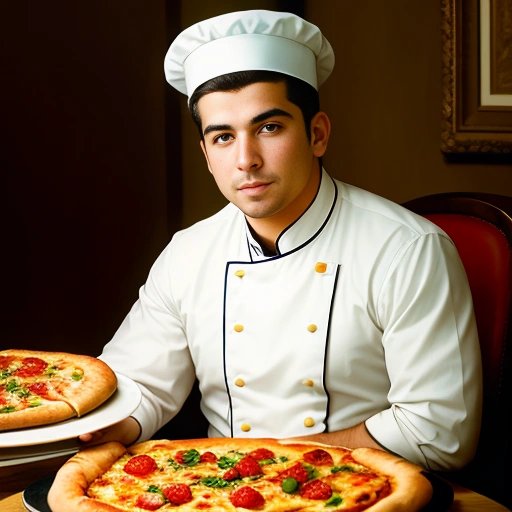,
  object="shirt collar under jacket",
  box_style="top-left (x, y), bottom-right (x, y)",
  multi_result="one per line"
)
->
top-left (245, 168), bottom-right (337, 261)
